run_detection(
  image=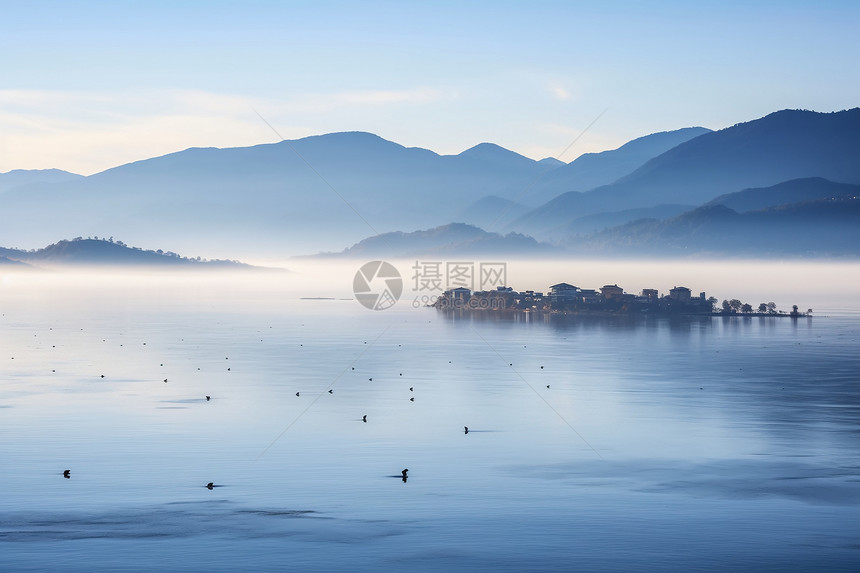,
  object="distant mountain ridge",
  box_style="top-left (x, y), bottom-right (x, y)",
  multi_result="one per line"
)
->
top-left (0, 168), bottom-right (83, 193)
top-left (320, 223), bottom-right (556, 258)
top-left (706, 177), bottom-right (860, 212)
top-left (522, 126), bottom-right (712, 207)
top-left (569, 196), bottom-right (860, 257)
top-left (0, 132), bottom-right (563, 257)
top-left (512, 108), bottom-right (860, 239)
top-left (3, 108), bottom-right (860, 259)
top-left (0, 239), bottom-right (253, 268)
